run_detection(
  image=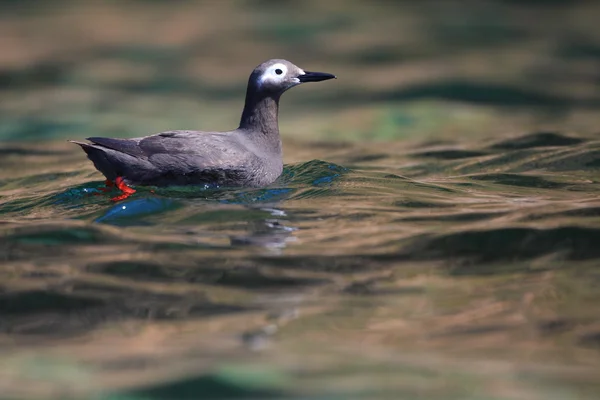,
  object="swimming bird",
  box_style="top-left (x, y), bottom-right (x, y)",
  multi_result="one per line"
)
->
top-left (71, 59), bottom-right (336, 201)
